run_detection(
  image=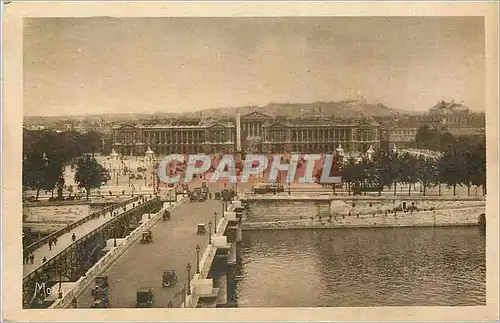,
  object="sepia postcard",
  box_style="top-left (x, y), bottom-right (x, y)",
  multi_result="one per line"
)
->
top-left (2, 1), bottom-right (499, 322)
